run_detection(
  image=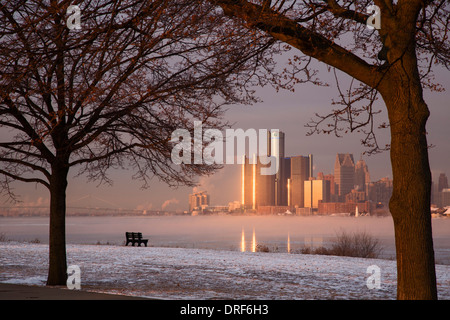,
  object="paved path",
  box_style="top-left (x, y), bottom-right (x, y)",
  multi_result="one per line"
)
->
top-left (0, 283), bottom-right (148, 300)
